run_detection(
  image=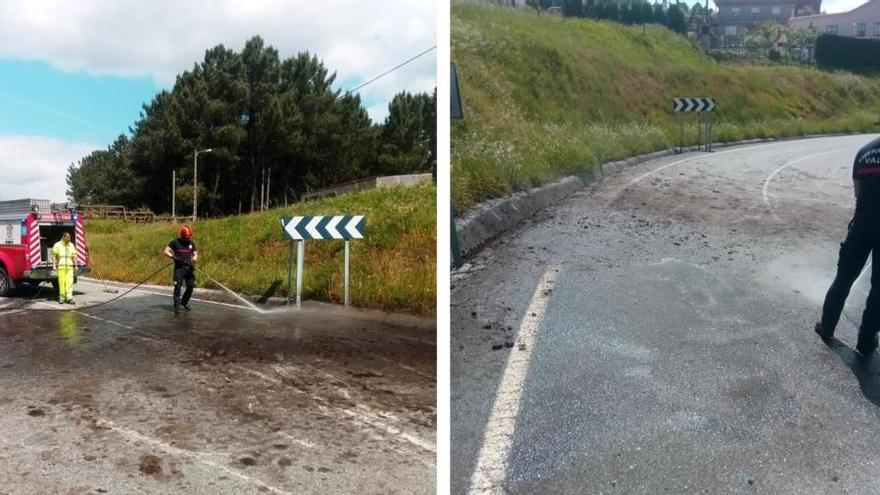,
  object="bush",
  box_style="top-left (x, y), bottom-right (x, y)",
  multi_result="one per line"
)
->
top-left (816, 34), bottom-right (880, 73)
top-left (768, 48), bottom-right (782, 62)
